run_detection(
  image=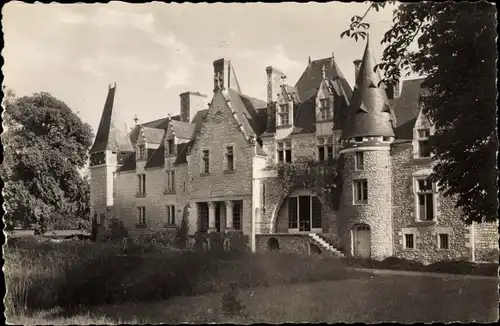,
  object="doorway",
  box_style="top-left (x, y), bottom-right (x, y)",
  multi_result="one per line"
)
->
top-left (353, 224), bottom-right (371, 258)
top-left (267, 238), bottom-right (280, 252)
